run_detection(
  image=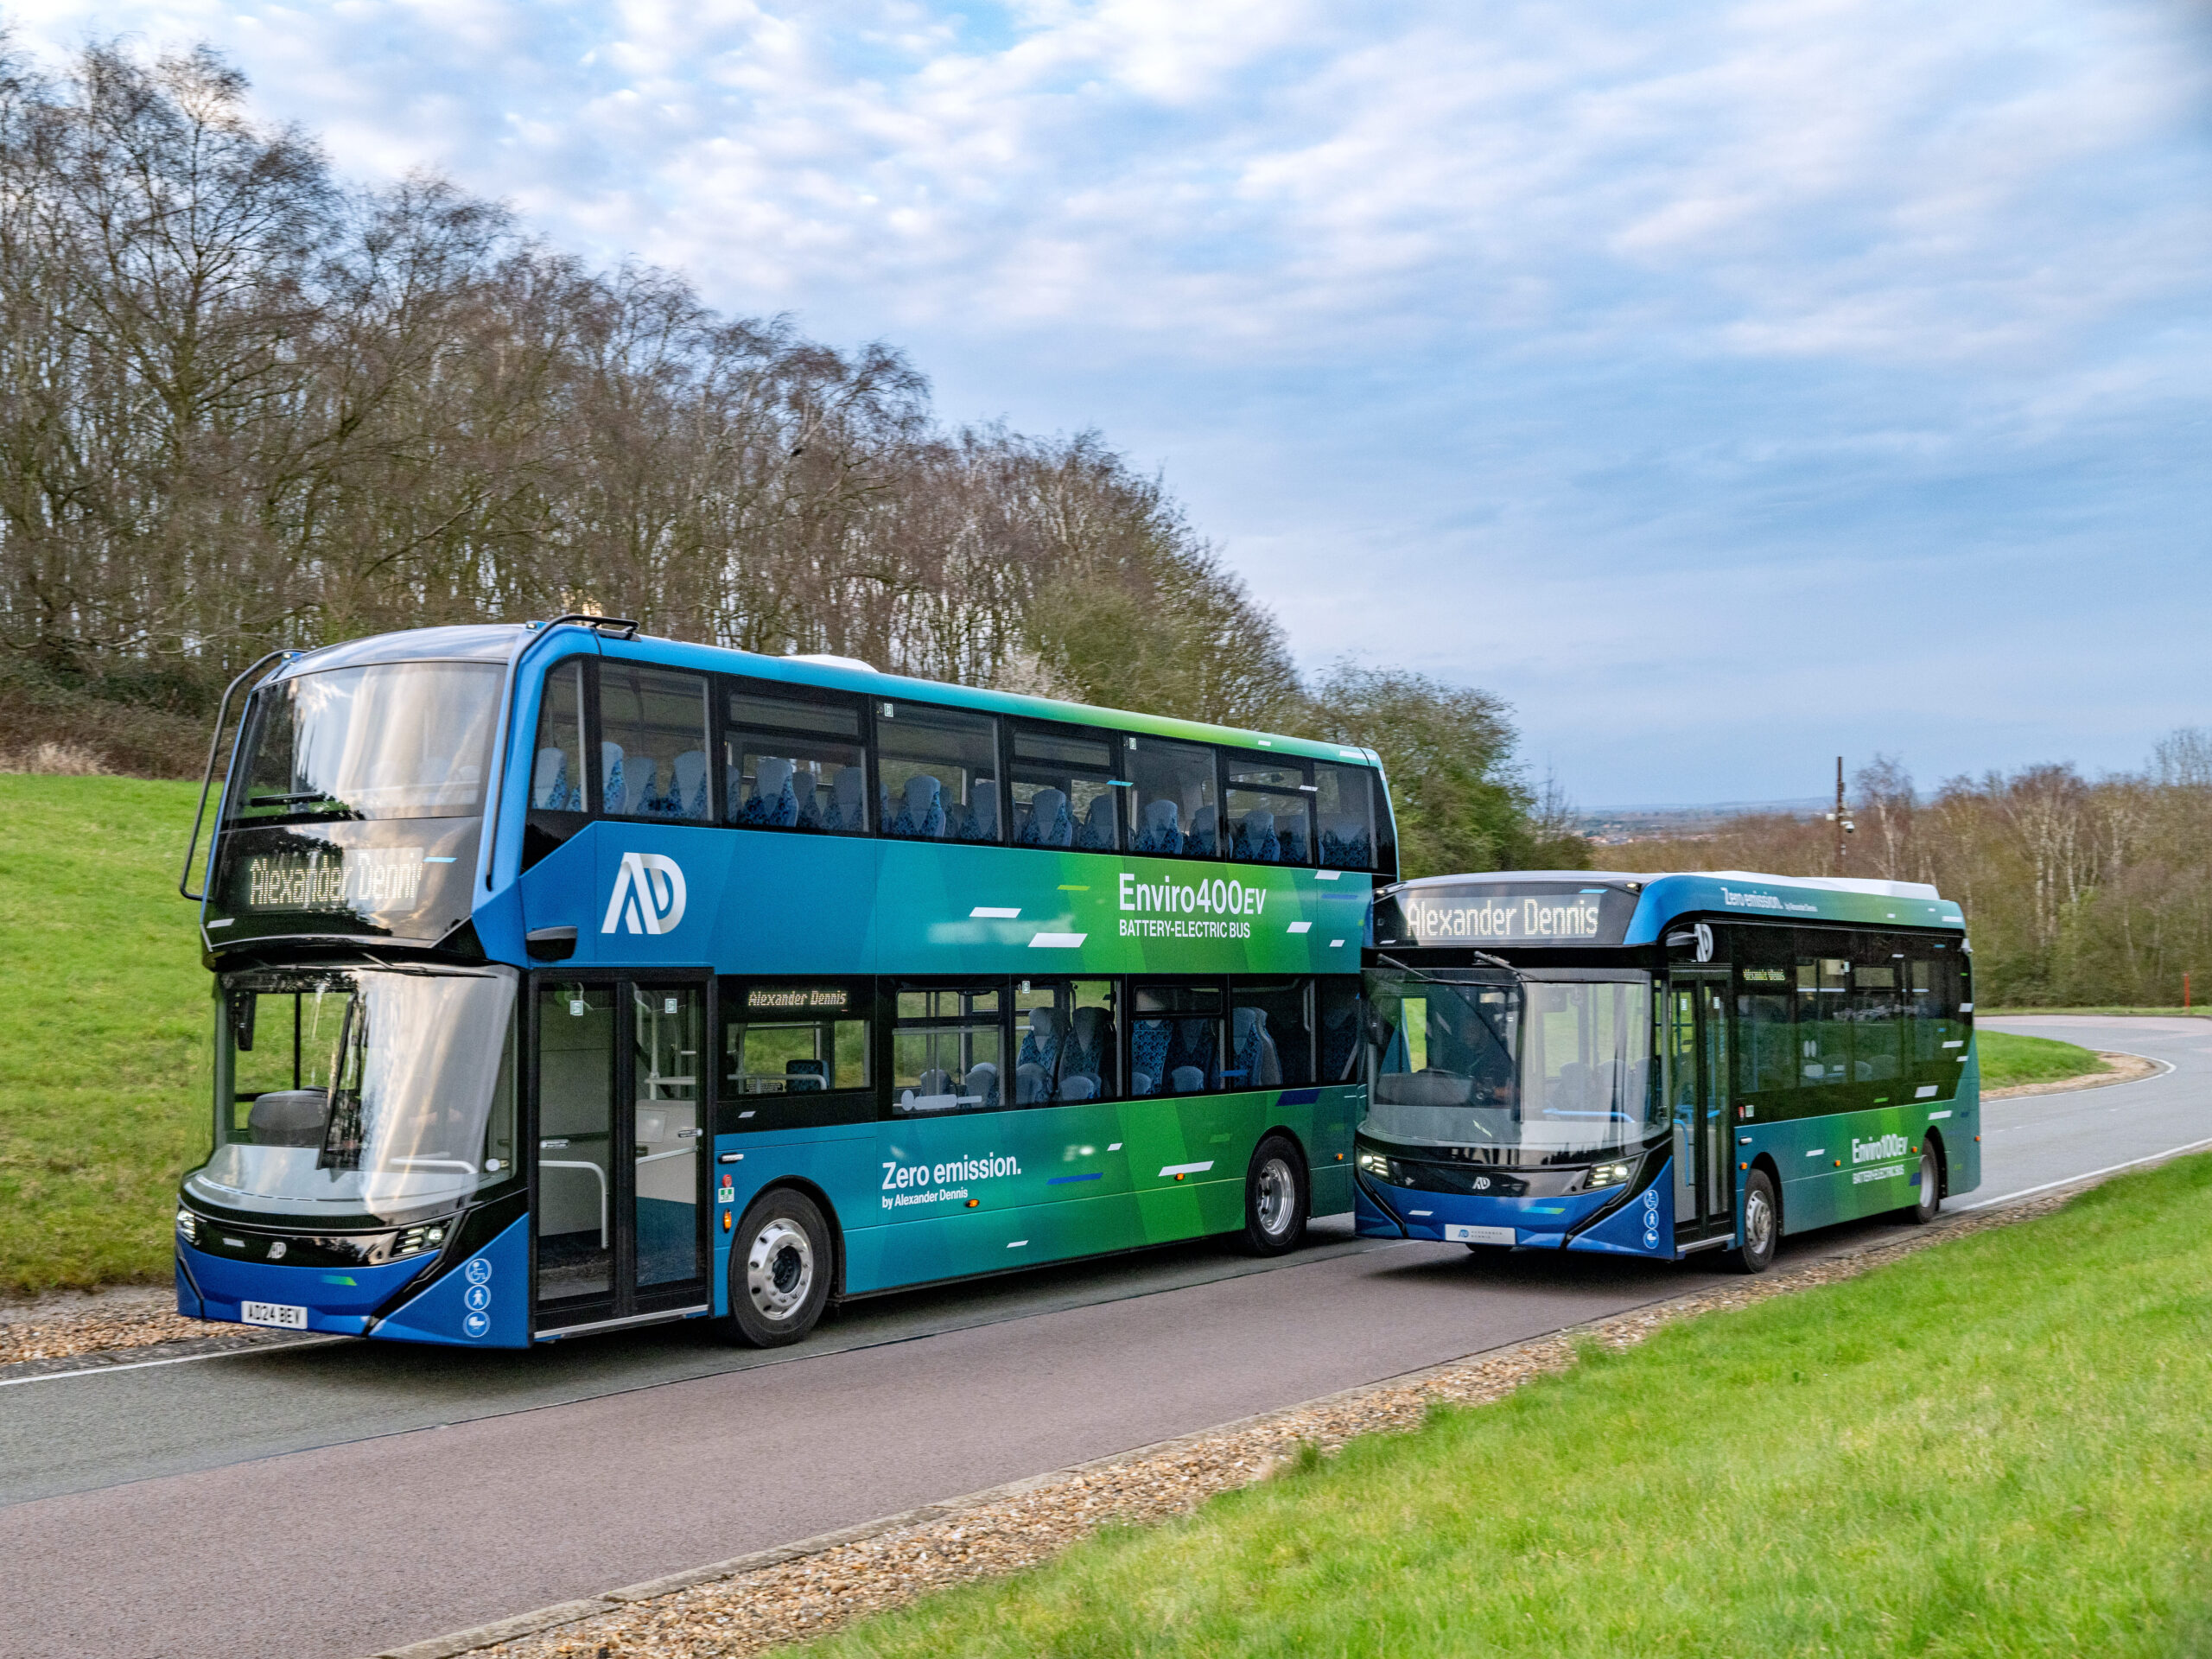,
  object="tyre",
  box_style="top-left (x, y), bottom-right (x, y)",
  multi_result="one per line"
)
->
top-left (1730, 1167), bottom-right (1778, 1274)
top-left (1902, 1143), bottom-right (1942, 1224)
top-left (1237, 1135), bottom-right (1308, 1255)
top-left (725, 1188), bottom-right (833, 1347)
